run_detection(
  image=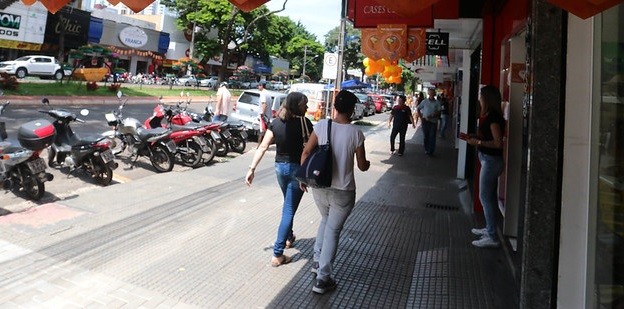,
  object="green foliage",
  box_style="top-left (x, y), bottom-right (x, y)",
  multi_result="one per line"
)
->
top-left (325, 24), bottom-right (364, 77)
